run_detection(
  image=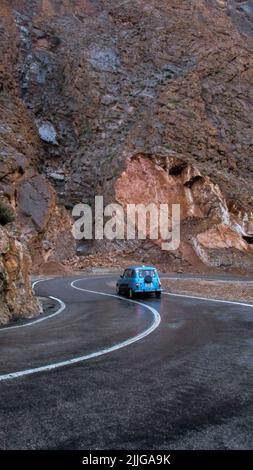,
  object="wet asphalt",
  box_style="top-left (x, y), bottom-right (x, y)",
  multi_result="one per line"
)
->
top-left (0, 275), bottom-right (253, 450)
